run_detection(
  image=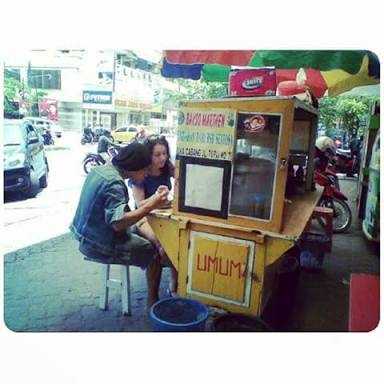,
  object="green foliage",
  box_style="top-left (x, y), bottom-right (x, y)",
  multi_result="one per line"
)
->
top-left (319, 96), bottom-right (378, 138)
top-left (4, 75), bottom-right (47, 117)
top-left (318, 97), bottom-right (339, 136)
top-left (160, 79), bottom-right (228, 109)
